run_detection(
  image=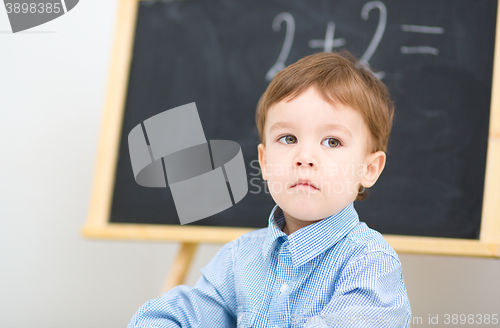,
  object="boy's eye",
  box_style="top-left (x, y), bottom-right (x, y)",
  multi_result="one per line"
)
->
top-left (278, 135), bottom-right (297, 144)
top-left (322, 138), bottom-right (341, 148)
